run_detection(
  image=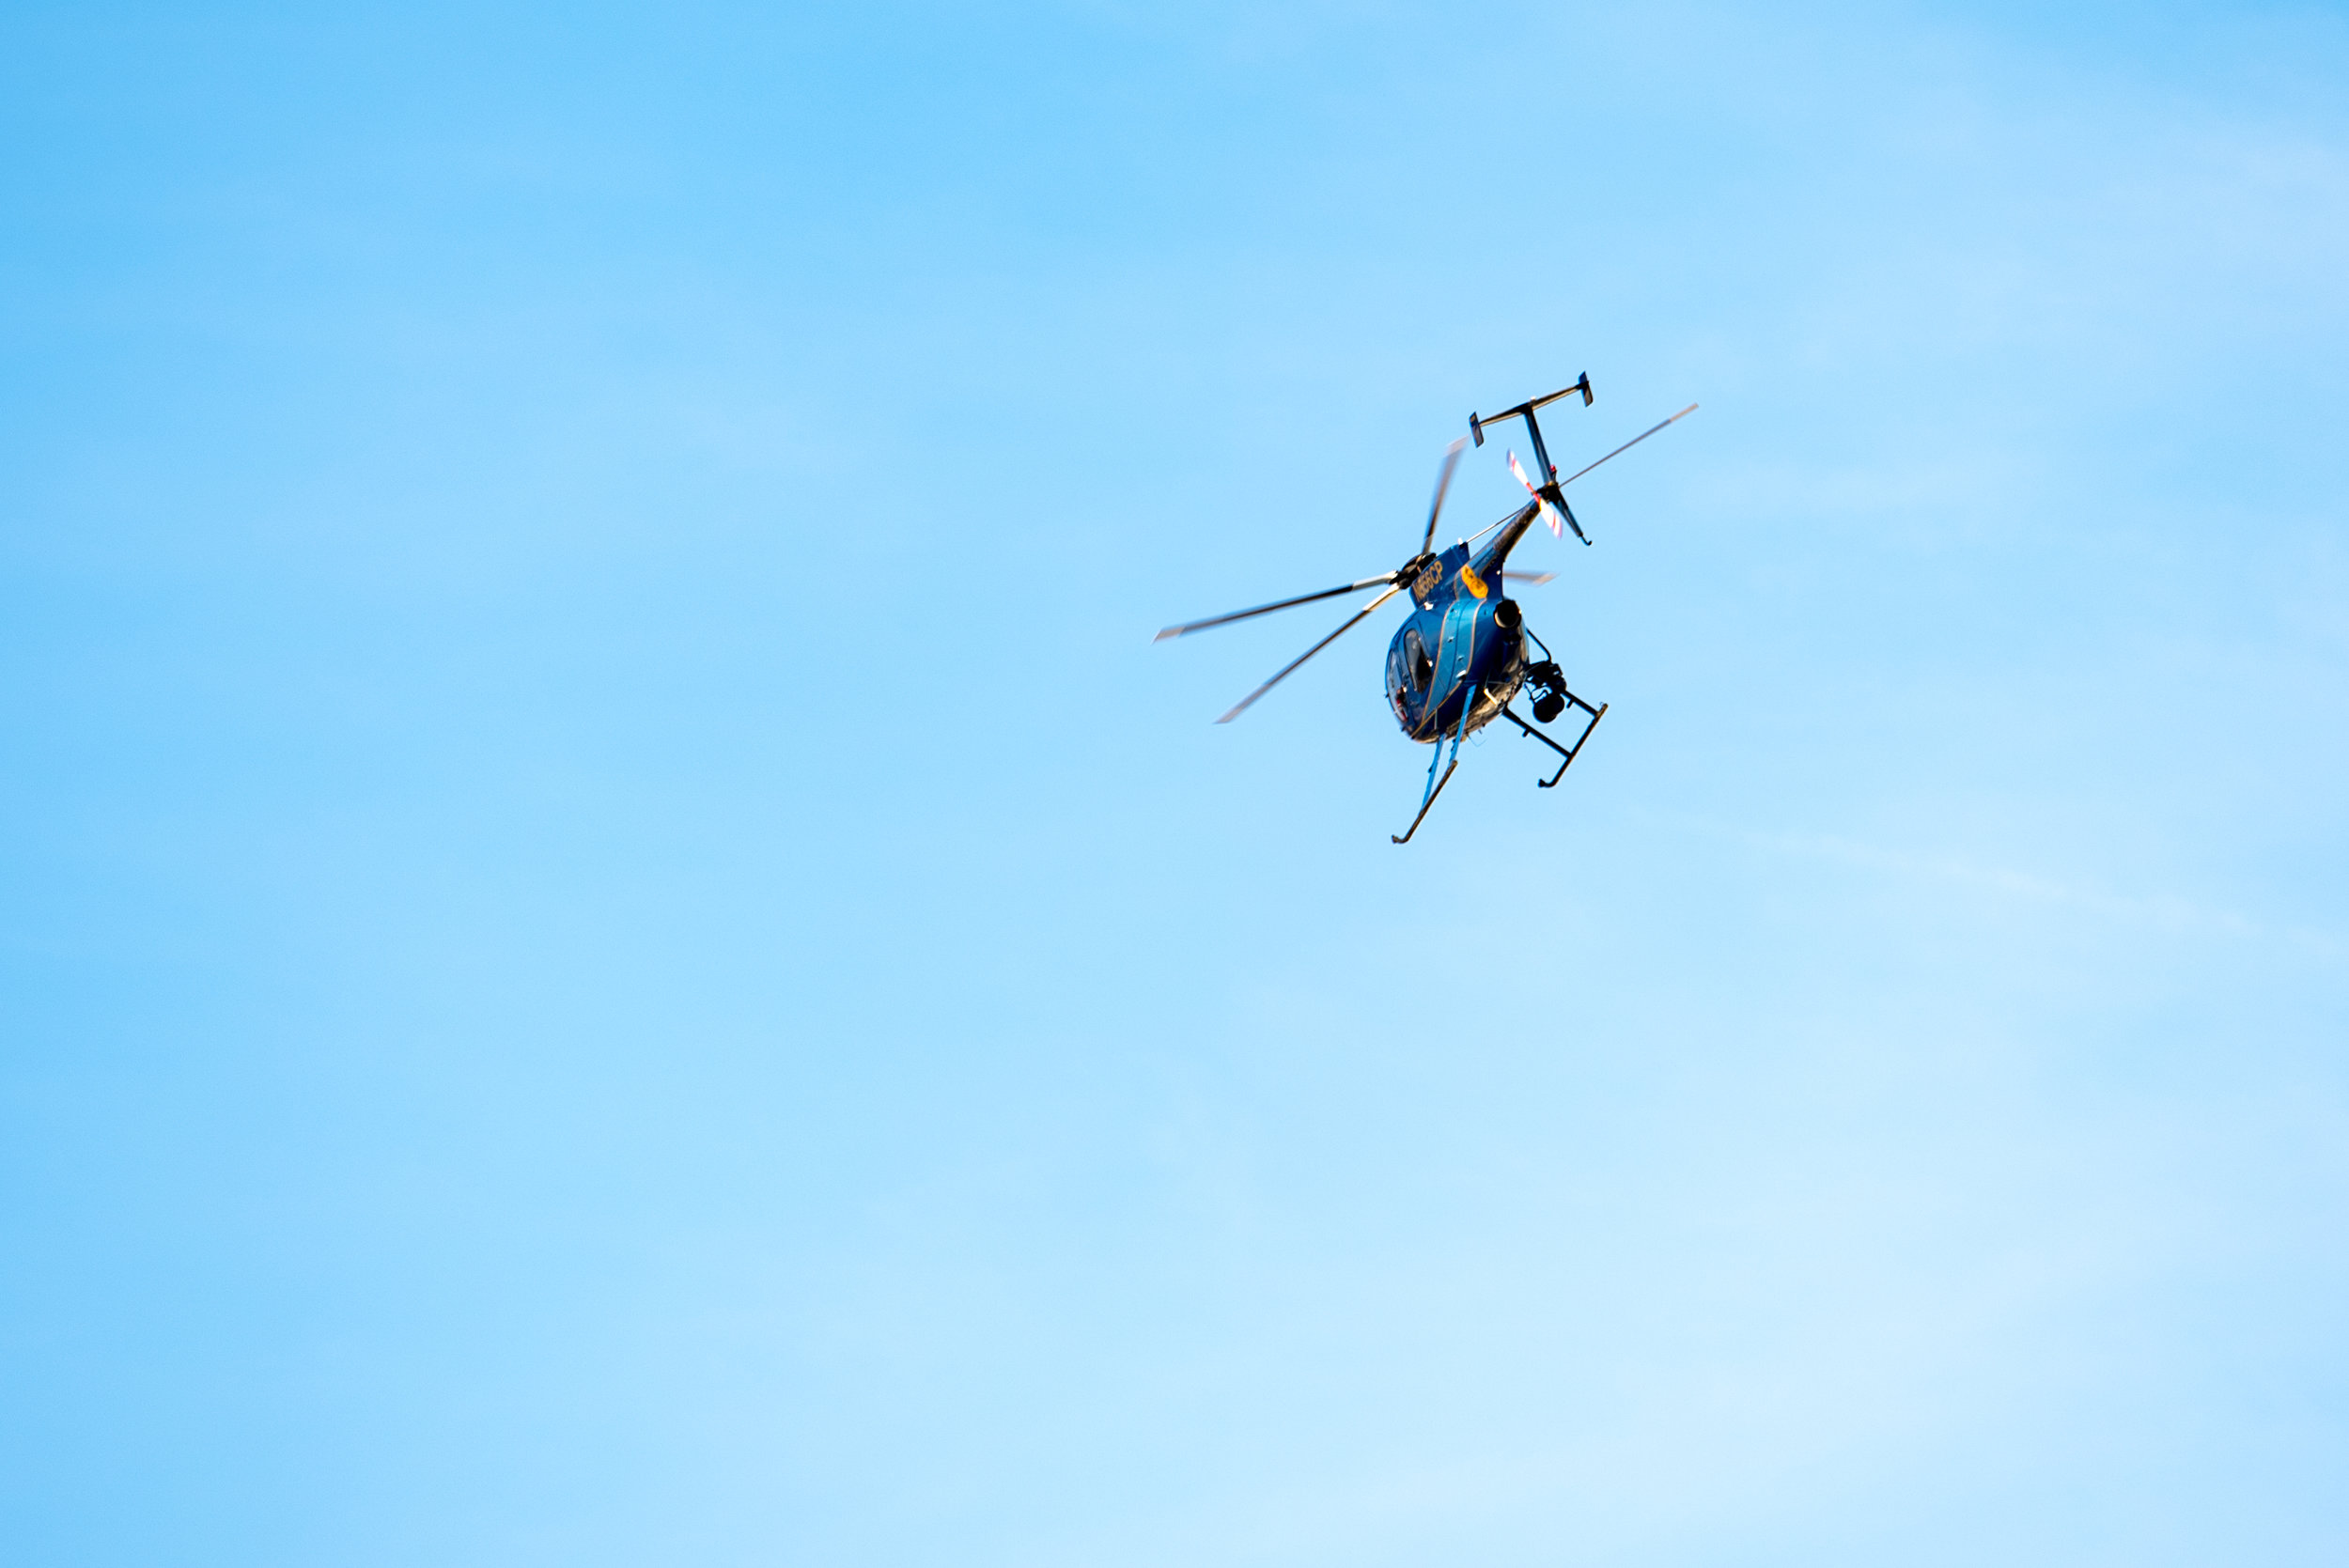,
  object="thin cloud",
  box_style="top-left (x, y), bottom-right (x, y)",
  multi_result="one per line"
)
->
top-left (1675, 813), bottom-right (2345, 960)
